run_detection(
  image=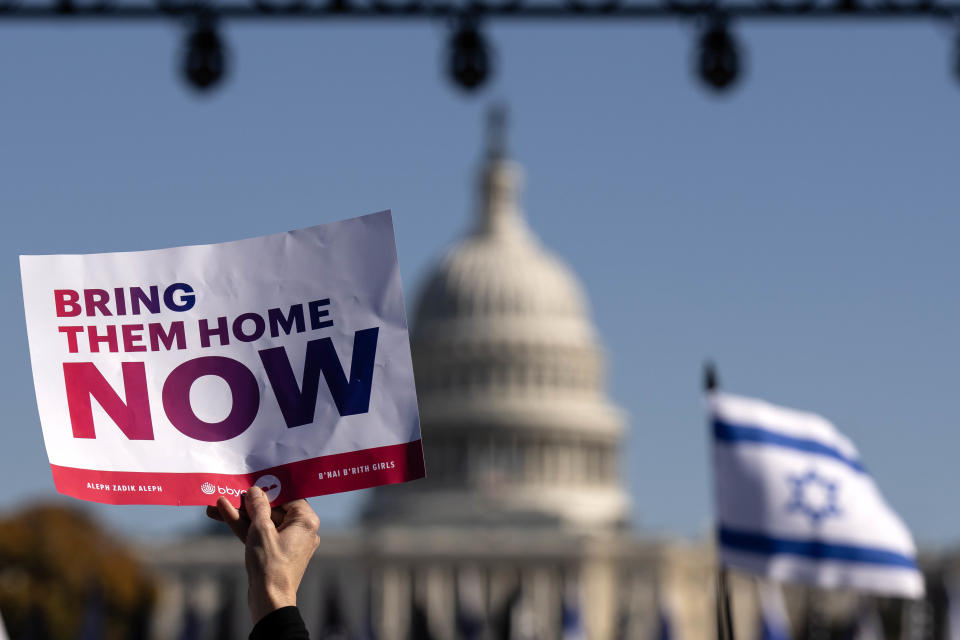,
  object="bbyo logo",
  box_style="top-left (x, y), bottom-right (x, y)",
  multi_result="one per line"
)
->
top-left (199, 482), bottom-right (246, 498)
top-left (199, 477), bottom-right (280, 500)
top-left (254, 475), bottom-right (282, 502)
